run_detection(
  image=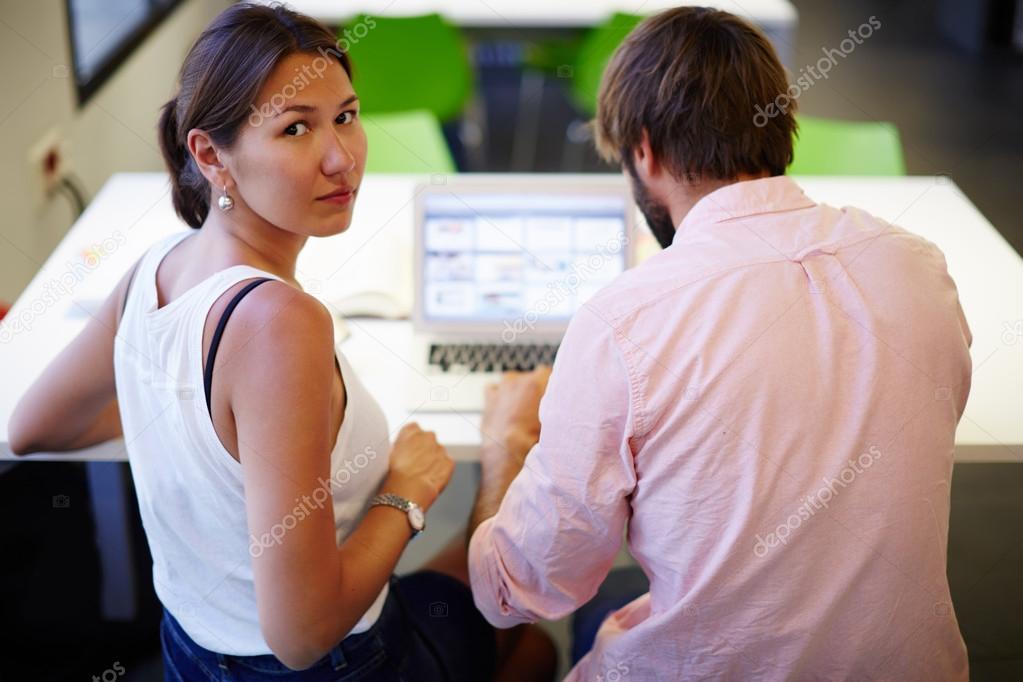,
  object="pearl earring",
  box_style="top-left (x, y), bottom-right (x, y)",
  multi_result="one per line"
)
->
top-left (217, 186), bottom-right (234, 211)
